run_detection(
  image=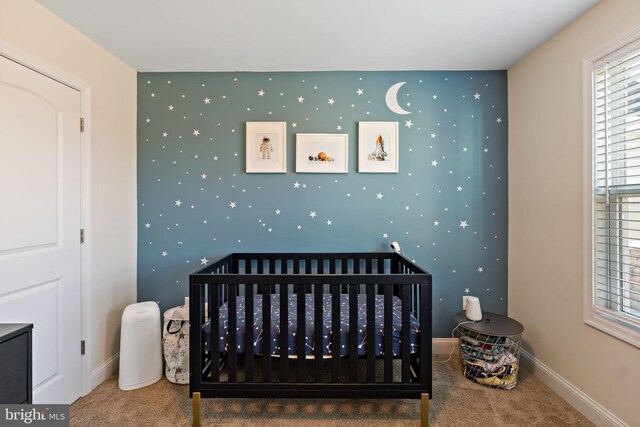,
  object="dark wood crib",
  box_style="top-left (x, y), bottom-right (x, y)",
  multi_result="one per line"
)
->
top-left (189, 252), bottom-right (432, 426)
